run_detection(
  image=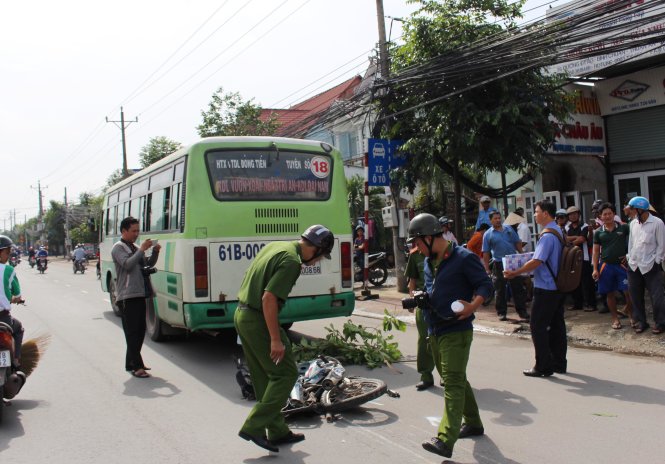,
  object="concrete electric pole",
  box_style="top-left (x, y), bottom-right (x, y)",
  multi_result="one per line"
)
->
top-left (106, 107), bottom-right (138, 178)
